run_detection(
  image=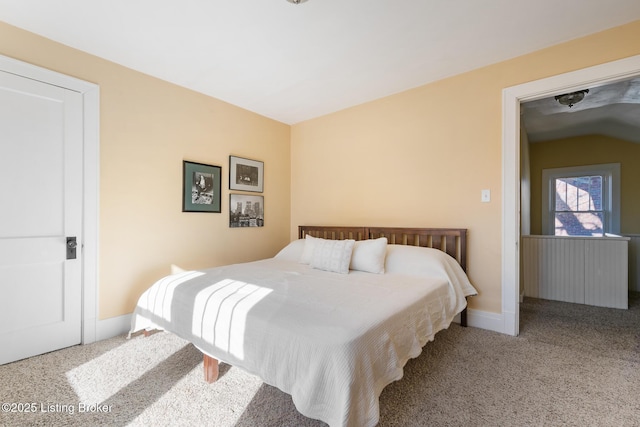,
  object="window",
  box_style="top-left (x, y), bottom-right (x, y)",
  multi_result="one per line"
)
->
top-left (554, 175), bottom-right (603, 236)
top-left (542, 164), bottom-right (620, 236)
